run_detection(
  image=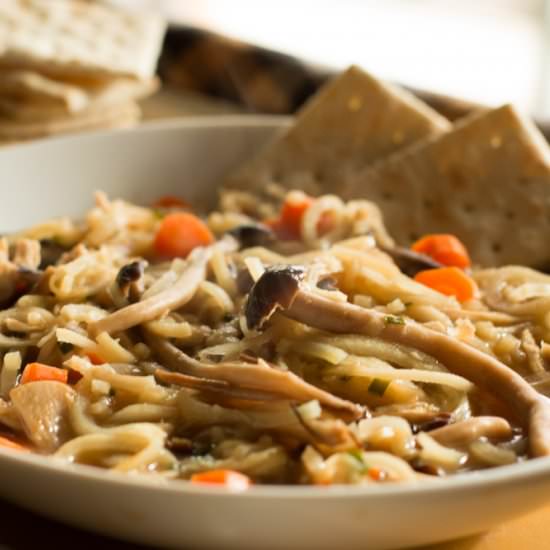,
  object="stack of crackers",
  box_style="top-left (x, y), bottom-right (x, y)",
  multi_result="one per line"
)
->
top-left (226, 66), bottom-right (550, 268)
top-left (0, 0), bottom-right (166, 144)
